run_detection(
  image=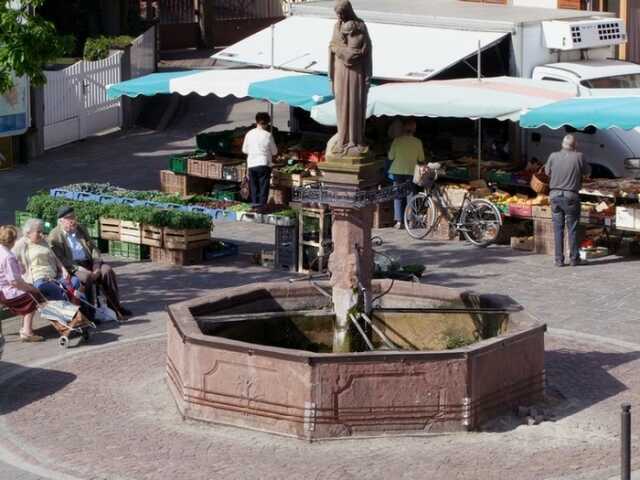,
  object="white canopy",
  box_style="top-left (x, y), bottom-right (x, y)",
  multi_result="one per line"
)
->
top-left (310, 76), bottom-right (578, 125)
top-left (212, 16), bottom-right (507, 81)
